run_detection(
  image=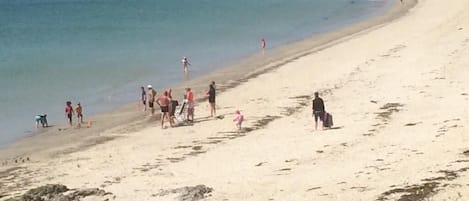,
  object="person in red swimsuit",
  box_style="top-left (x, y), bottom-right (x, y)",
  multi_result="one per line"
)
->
top-left (65, 101), bottom-right (74, 127)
